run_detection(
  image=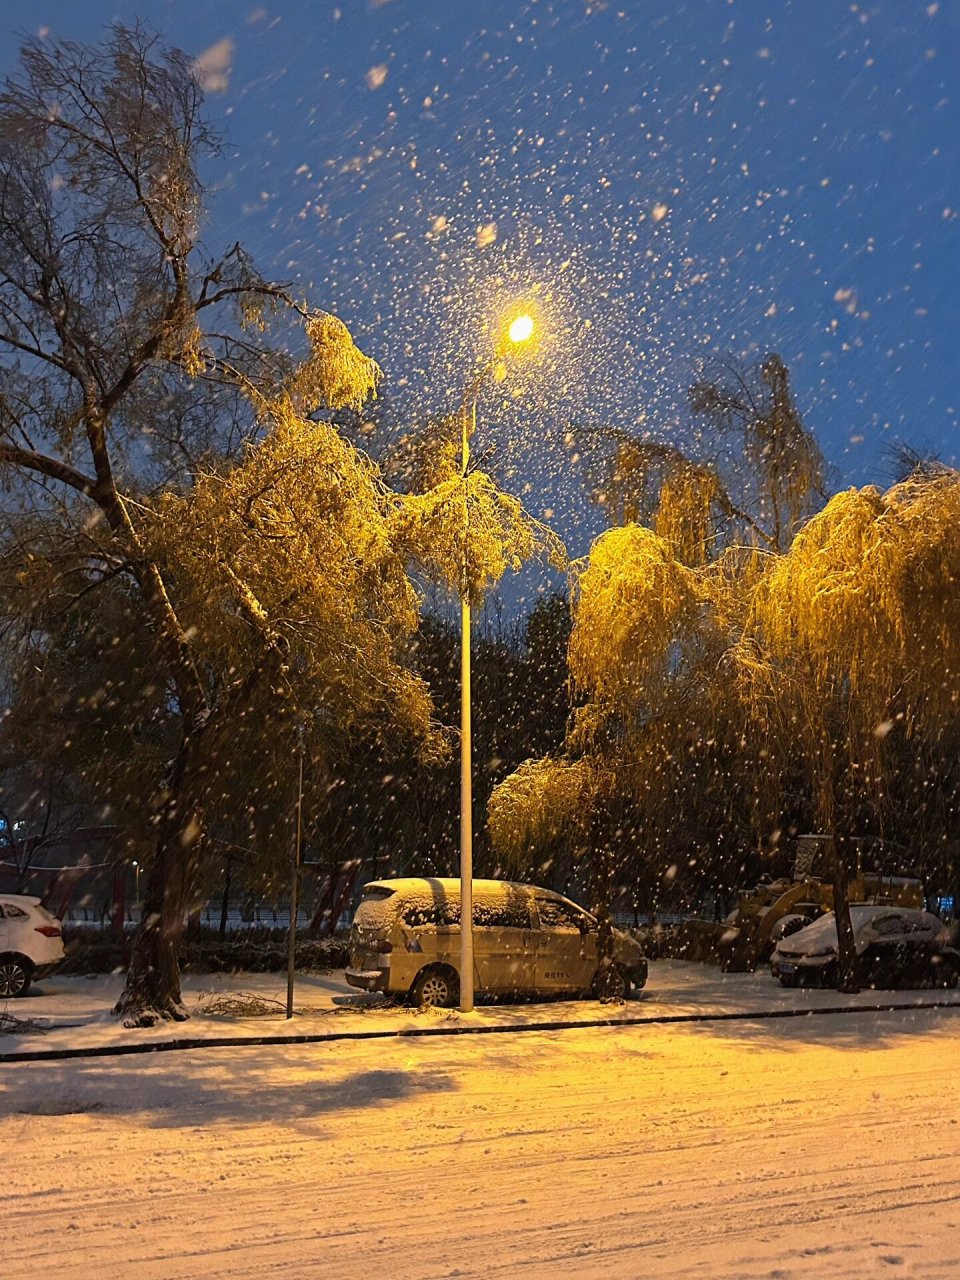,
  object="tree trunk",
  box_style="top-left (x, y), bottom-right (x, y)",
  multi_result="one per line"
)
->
top-left (590, 833), bottom-right (622, 1003)
top-left (219, 854), bottom-right (232, 939)
top-left (111, 640), bottom-right (286, 1024)
top-left (113, 735), bottom-right (203, 1026)
top-left (832, 835), bottom-right (860, 994)
top-left (815, 729), bottom-right (860, 994)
